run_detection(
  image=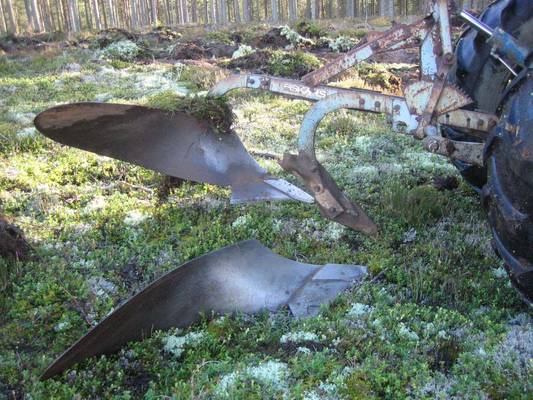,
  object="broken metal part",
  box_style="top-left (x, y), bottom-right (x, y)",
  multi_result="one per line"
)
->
top-left (34, 103), bottom-right (313, 205)
top-left (423, 136), bottom-right (484, 166)
top-left (41, 240), bottom-right (367, 380)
